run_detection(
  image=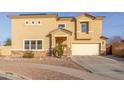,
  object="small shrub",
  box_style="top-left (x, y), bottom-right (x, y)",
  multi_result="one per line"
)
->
top-left (53, 44), bottom-right (64, 58)
top-left (23, 51), bottom-right (34, 58)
